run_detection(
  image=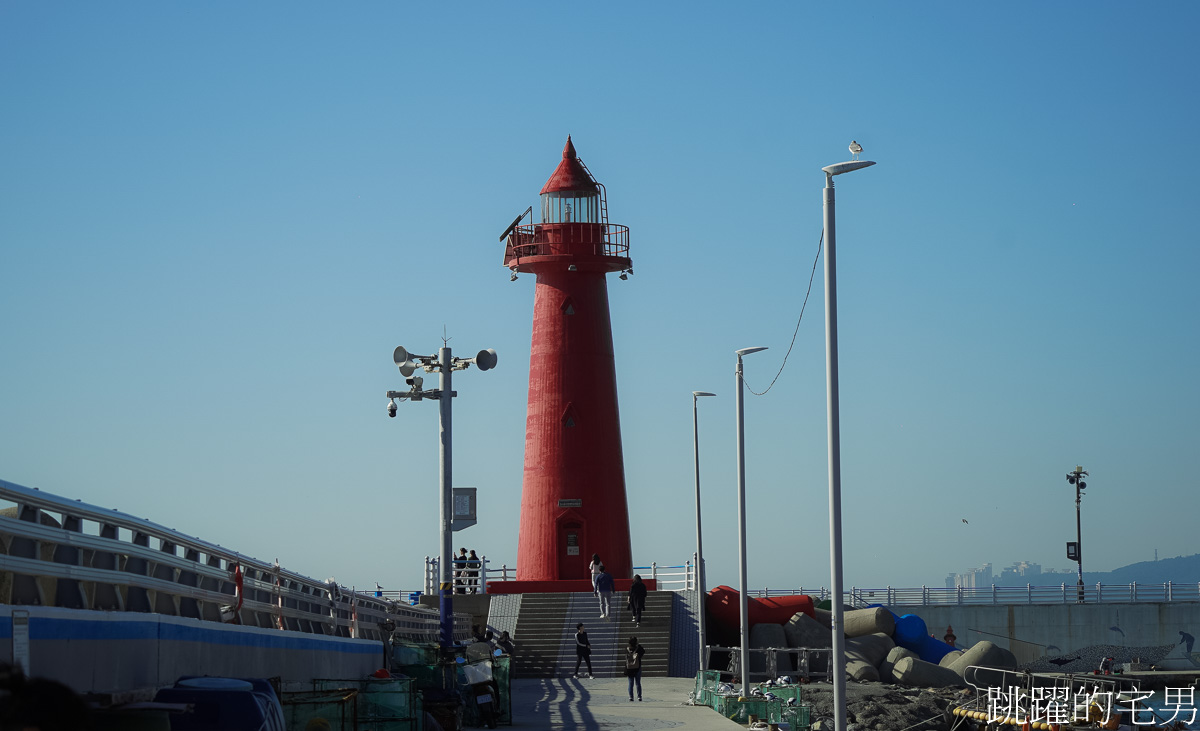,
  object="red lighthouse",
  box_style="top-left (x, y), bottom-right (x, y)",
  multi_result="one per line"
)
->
top-left (503, 137), bottom-right (634, 583)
